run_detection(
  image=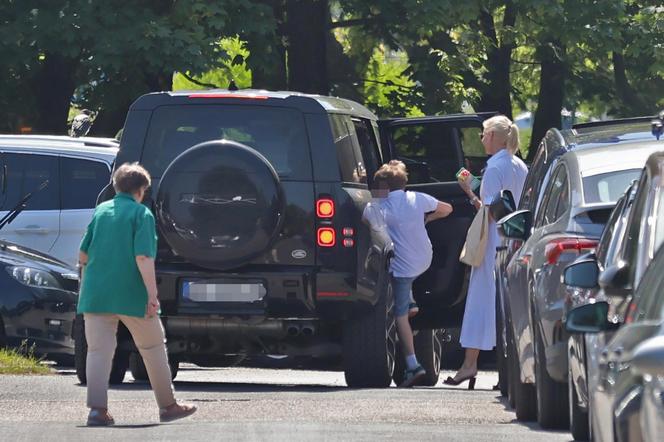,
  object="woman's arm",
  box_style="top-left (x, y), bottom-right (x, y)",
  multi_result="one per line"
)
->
top-left (136, 255), bottom-right (160, 316)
